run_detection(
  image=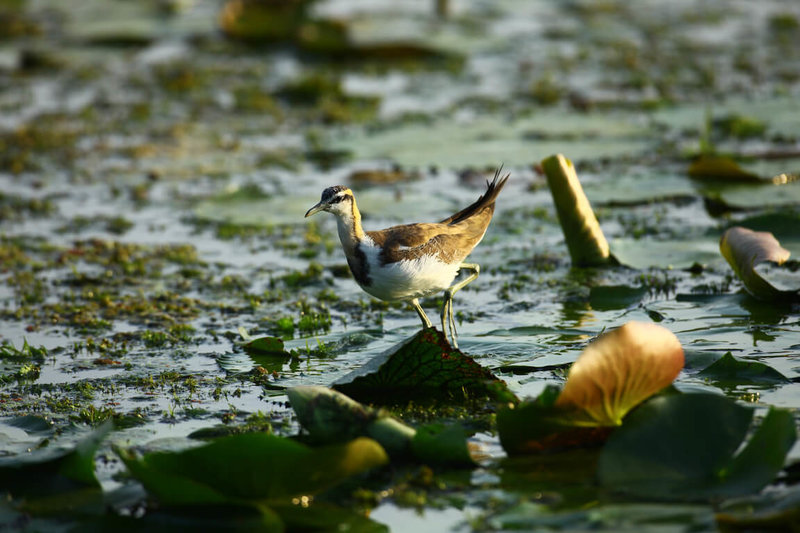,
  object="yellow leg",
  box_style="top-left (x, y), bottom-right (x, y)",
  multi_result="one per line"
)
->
top-left (440, 263), bottom-right (480, 349)
top-left (411, 298), bottom-right (433, 329)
